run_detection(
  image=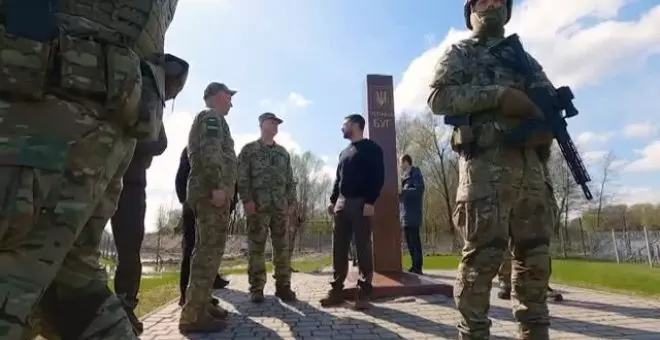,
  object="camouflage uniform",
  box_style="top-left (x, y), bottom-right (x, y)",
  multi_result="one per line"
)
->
top-left (237, 113), bottom-right (297, 301)
top-left (180, 83), bottom-right (238, 332)
top-left (428, 1), bottom-right (555, 339)
top-left (0, 1), bottom-right (181, 339)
